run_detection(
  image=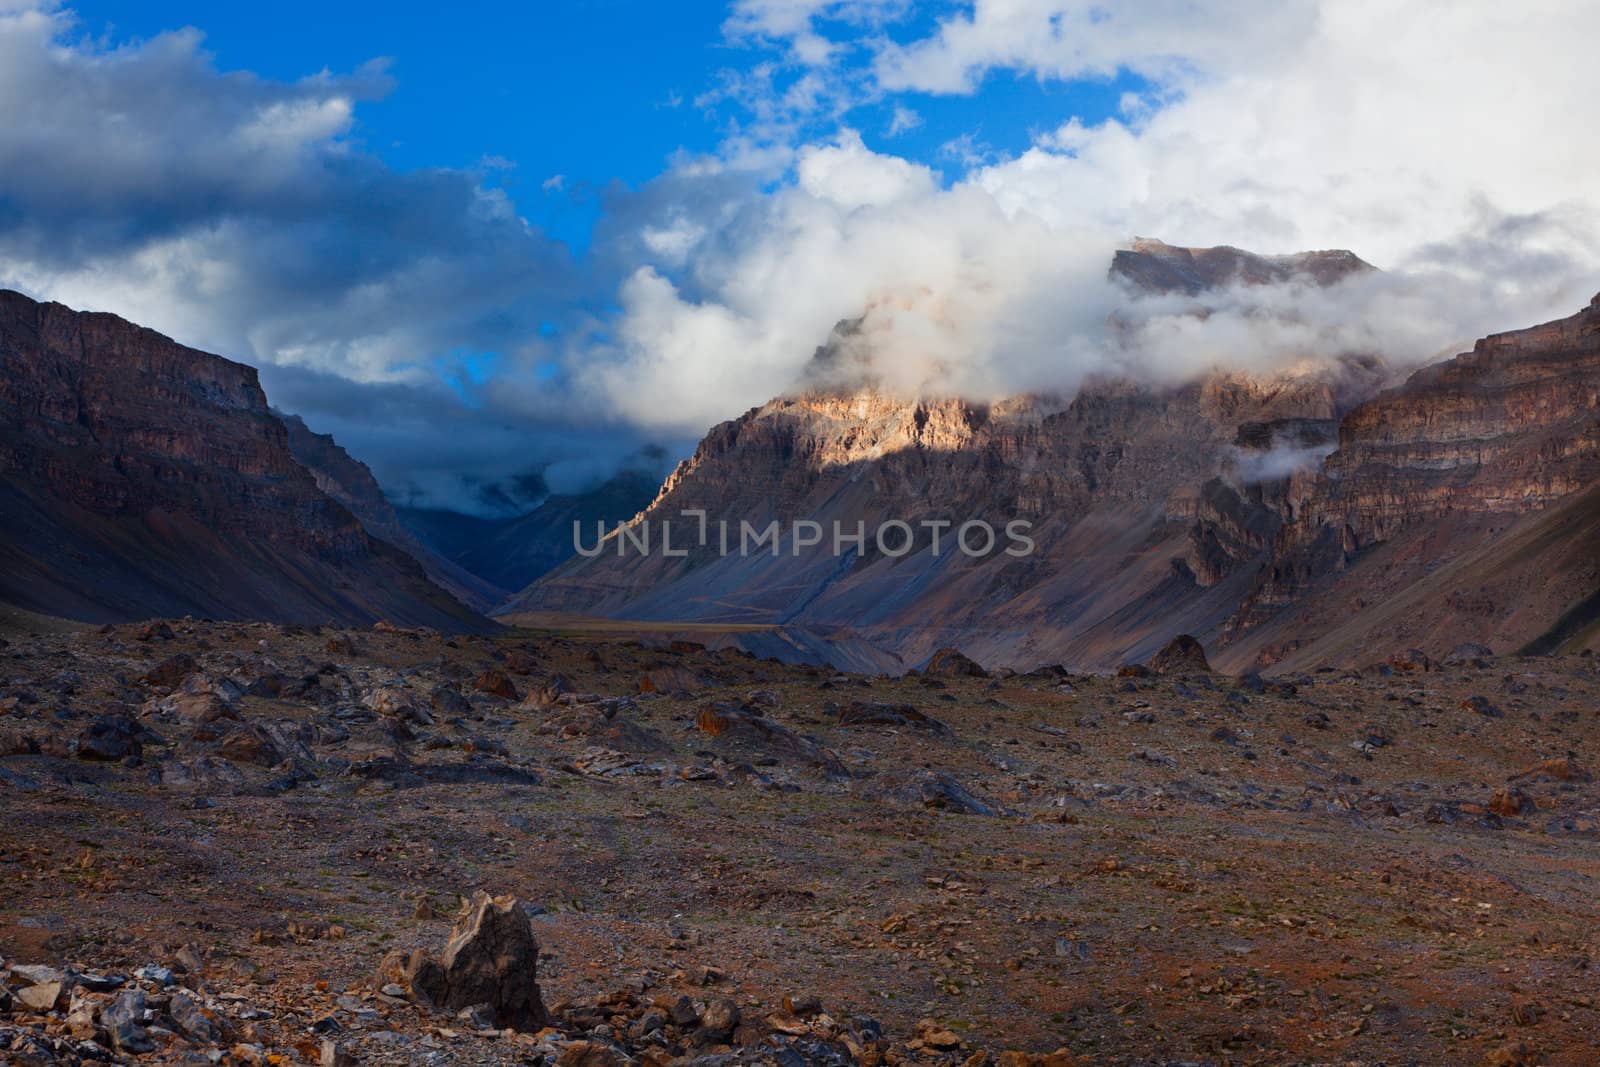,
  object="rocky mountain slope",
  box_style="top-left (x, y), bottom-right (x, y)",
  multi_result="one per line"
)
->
top-left (505, 242), bottom-right (1389, 669)
top-left (277, 413), bottom-right (508, 612)
top-left (0, 289), bottom-right (491, 632)
top-left (512, 248), bottom-right (1600, 673)
top-left (1221, 292), bottom-right (1600, 669)
top-left (1111, 236), bottom-right (1375, 294)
